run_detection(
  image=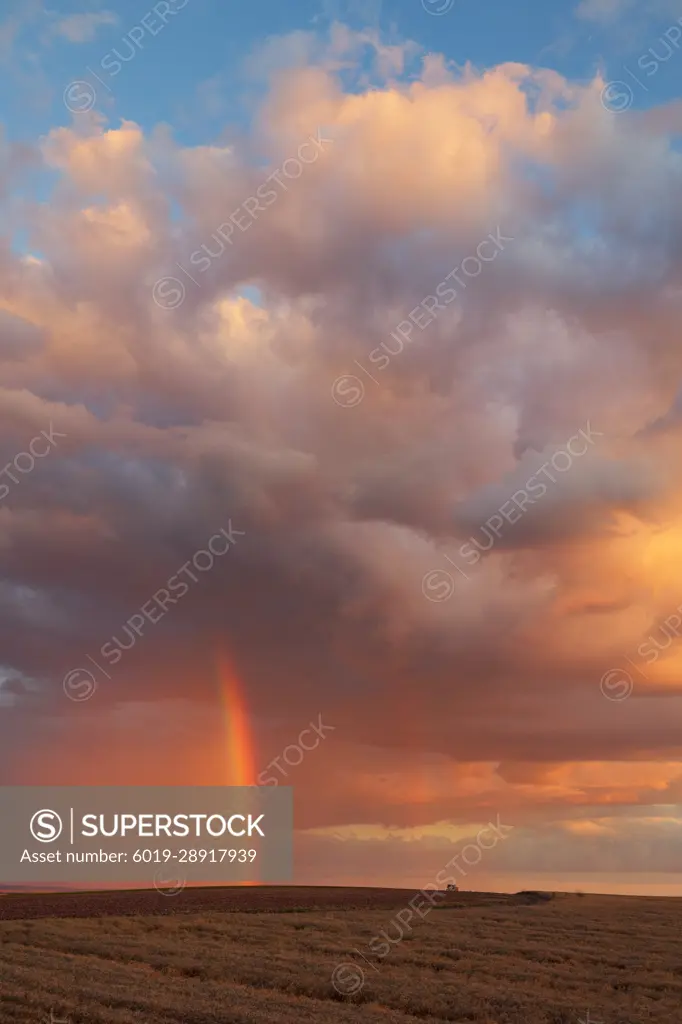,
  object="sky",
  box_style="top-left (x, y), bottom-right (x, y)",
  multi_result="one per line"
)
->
top-left (1, 0), bottom-right (682, 895)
